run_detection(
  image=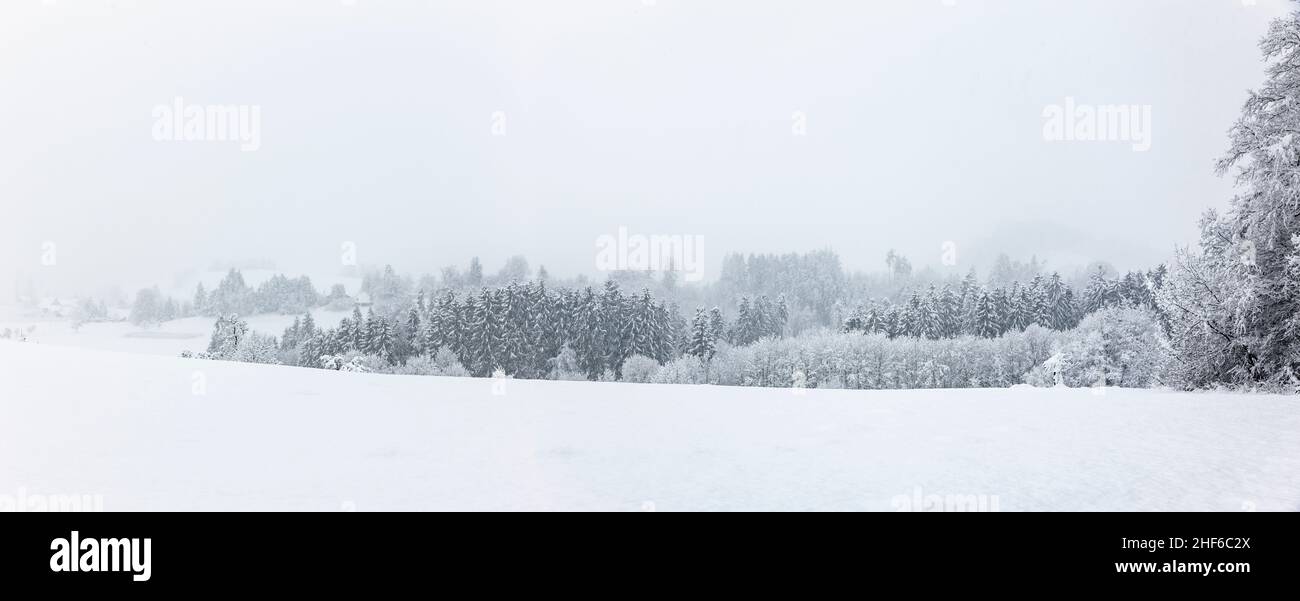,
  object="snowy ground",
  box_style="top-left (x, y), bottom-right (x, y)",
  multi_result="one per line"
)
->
top-left (2, 341), bottom-right (1297, 511)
